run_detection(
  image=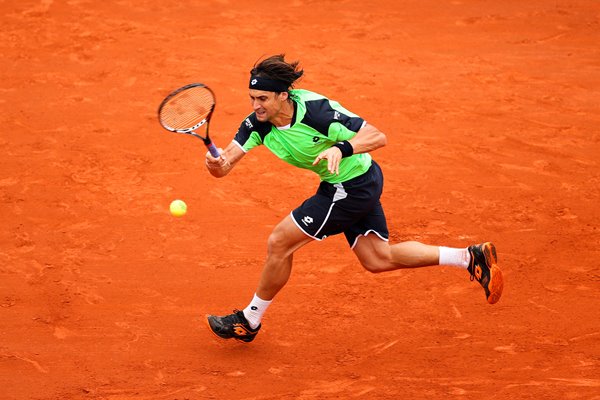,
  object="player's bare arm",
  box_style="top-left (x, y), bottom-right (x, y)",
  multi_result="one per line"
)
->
top-left (348, 123), bottom-right (387, 153)
top-left (312, 123), bottom-right (387, 175)
top-left (205, 141), bottom-right (245, 178)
